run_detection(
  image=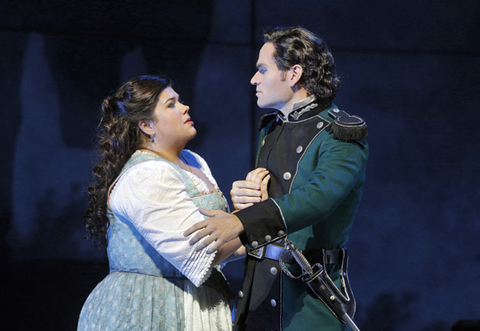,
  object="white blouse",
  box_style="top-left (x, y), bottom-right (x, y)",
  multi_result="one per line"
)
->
top-left (108, 150), bottom-right (220, 287)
